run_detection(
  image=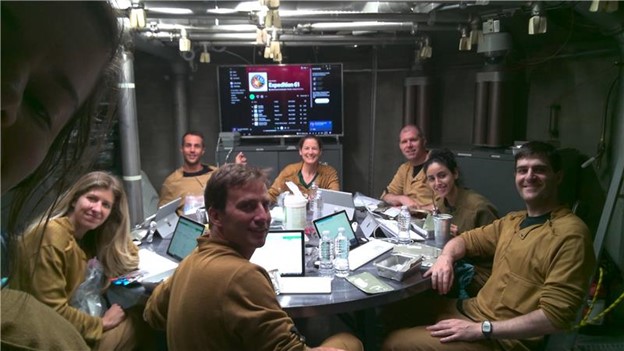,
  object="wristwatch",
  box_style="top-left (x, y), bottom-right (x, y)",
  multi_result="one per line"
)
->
top-left (481, 320), bottom-right (493, 339)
